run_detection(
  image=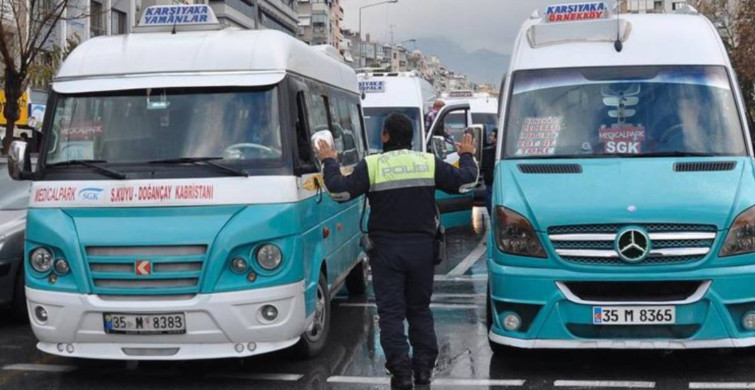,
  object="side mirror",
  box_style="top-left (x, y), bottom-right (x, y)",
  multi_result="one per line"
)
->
top-left (311, 130), bottom-right (335, 169)
top-left (431, 136), bottom-right (447, 160)
top-left (8, 140), bottom-right (31, 180)
top-left (468, 125), bottom-right (485, 163)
